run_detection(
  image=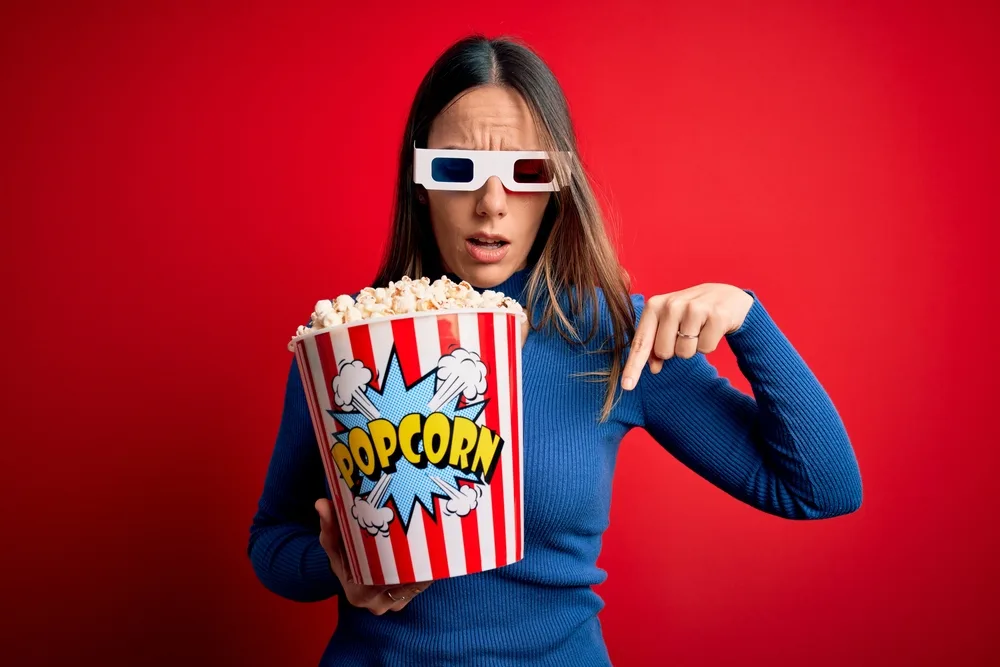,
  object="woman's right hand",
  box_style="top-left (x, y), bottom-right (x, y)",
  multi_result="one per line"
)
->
top-left (315, 499), bottom-right (430, 615)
